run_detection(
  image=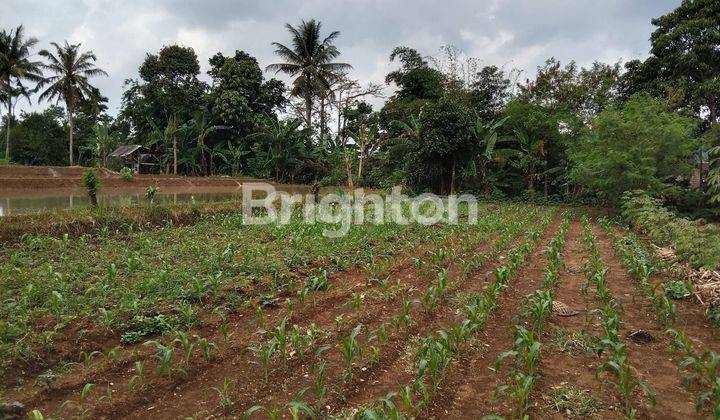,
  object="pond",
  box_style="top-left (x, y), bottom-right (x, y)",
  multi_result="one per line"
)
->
top-left (0, 185), bottom-right (314, 216)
